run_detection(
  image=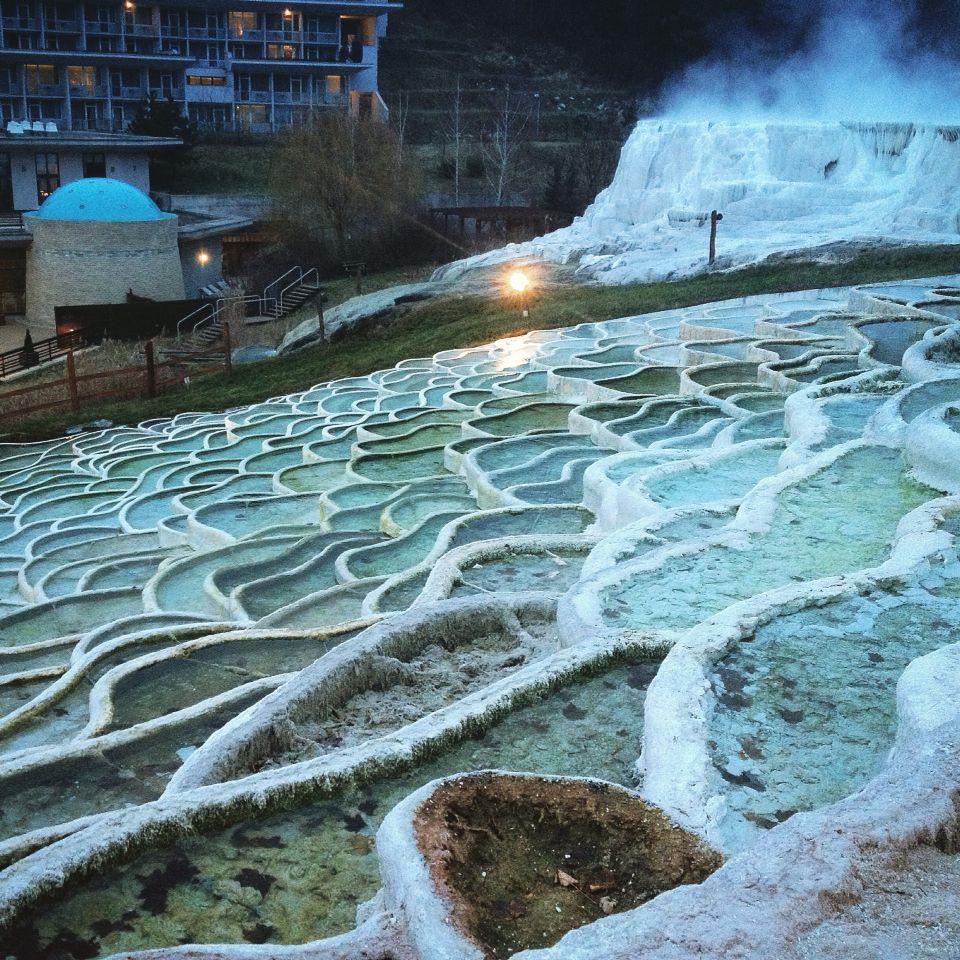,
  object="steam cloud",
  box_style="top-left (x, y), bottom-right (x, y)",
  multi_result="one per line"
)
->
top-left (660, 1), bottom-right (960, 123)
